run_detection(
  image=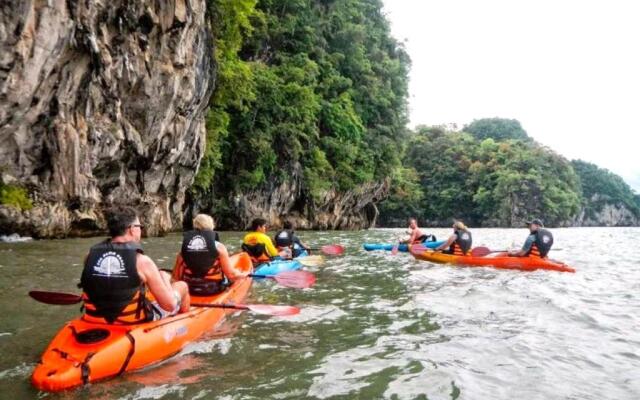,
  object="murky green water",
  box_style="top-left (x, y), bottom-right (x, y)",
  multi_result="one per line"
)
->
top-left (1, 228), bottom-right (639, 399)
